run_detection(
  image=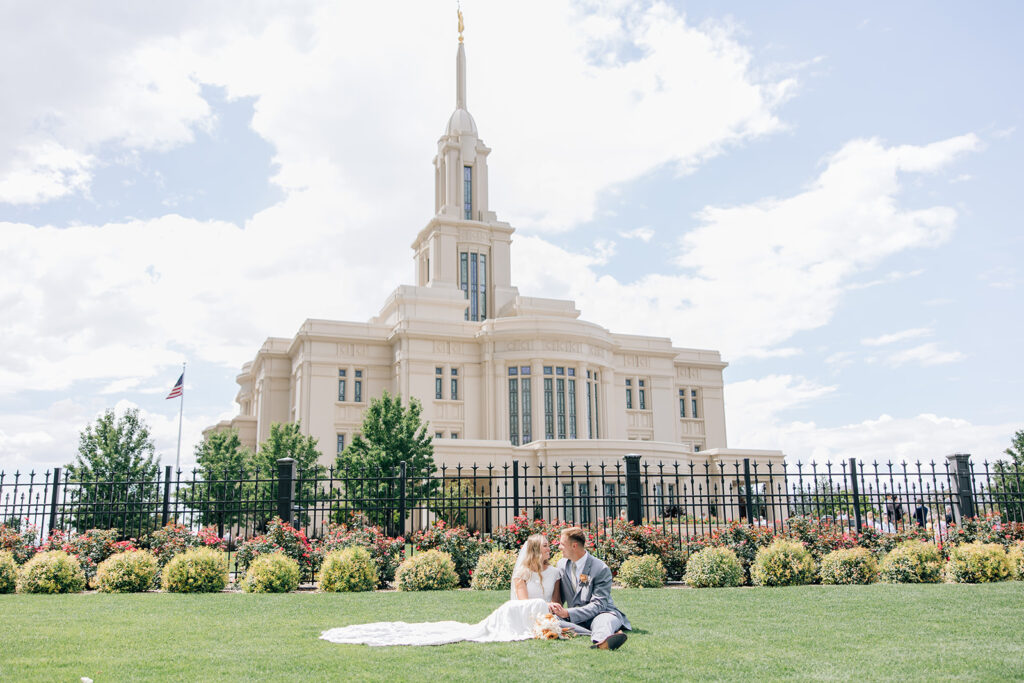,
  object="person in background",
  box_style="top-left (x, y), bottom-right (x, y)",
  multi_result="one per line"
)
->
top-left (944, 506), bottom-right (954, 525)
top-left (913, 499), bottom-right (929, 527)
